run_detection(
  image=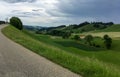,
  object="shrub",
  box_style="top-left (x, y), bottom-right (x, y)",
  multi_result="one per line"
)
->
top-left (95, 45), bottom-right (101, 48)
top-left (10, 17), bottom-right (23, 30)
top-left (62, 32), bottom-right (71, 39)
top-left (73, 35), bottom-right (80, 41)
